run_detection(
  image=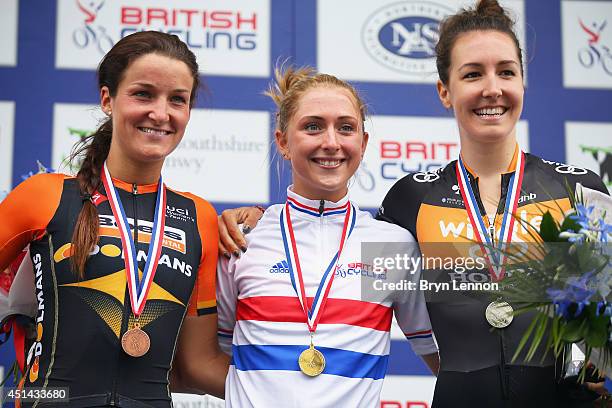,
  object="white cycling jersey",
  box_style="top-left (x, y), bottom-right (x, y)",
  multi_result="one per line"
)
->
top-left (217, 188), bottom-right (437, 407)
